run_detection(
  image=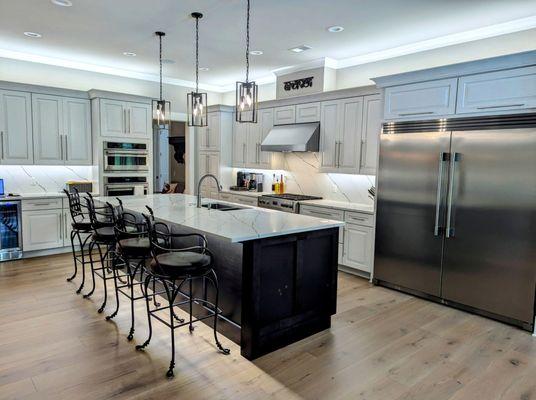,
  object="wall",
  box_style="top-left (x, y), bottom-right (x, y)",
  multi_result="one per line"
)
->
top-left (232, 152), bottom-right (375, 206)
top-left (0, 57), bottom-right (224, 111)
top-left (0, 165), bottom-right (94, 194)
